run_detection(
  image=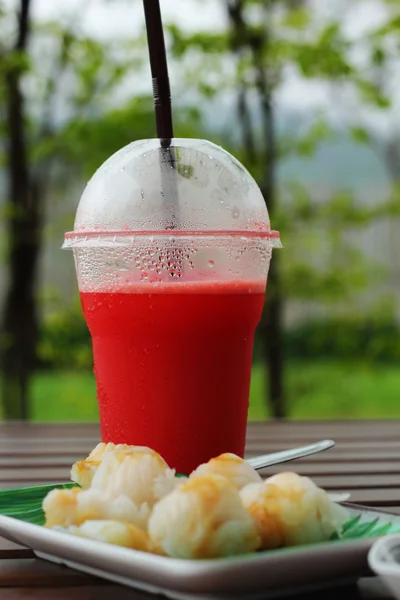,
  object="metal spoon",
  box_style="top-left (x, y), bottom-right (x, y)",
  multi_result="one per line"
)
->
top-left (246, 439), bottom-right (335, 471)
